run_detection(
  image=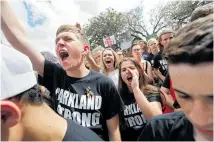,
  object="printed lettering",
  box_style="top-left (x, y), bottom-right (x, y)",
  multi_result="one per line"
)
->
top-left (87, 96), bottom-right (95, 110)
top-left (74, 94), bottom-right (79, 108)
top-left (59, 89), bottom-right (64, 104)
top-left (127, 117), bottom-right (136, 127)
top-left (81, 113), bottom-right (91, 127)
top-left (64, 108), bottom-right (72, 119)
top-left (67, 93), bottom-right (76, 107)
top-left (55, 88), bottom-right (60, 95)
top-left (63, 90), bottom-right (70, 105)
top-left (92, 113), bottom-right (100, 126)
top-left (72, 111), bottom-right (81, 125)
top-left (95, 96), bottom-right (102, 110)
top-left (79, 95), bottom-right (87, 109)
top-left (124, 106), bottom-right (128, 116)
top-left (134, 115), bottom-right (143, 125)
top-left (57, 104), bottom-right (65, 115)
